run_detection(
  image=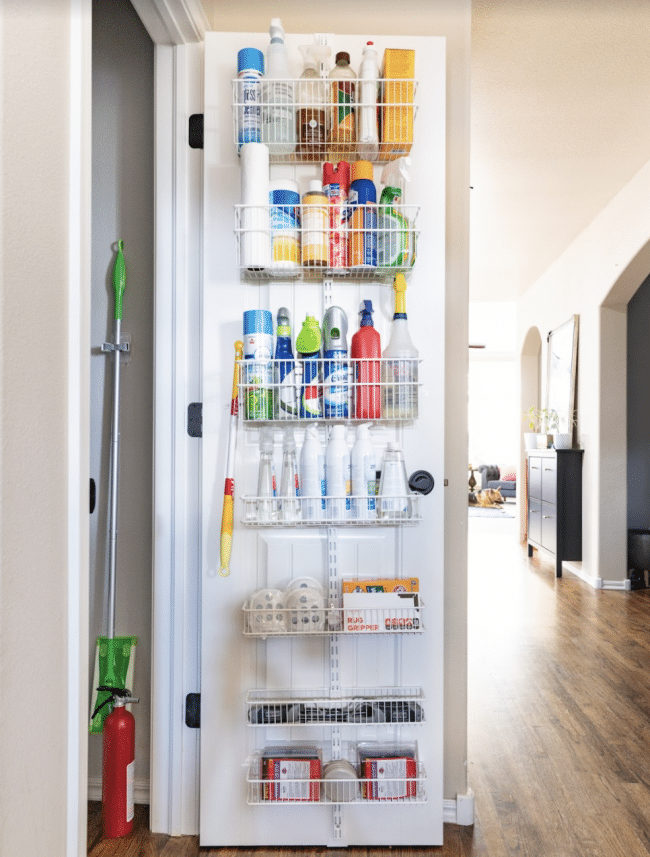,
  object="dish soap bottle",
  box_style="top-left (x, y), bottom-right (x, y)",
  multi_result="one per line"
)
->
top-left (296, 314), bottom-right (322, 418)
top-left (382, 273), bottom-right (418, 419)
top-left (297, 44), bottom-right (329, 161)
